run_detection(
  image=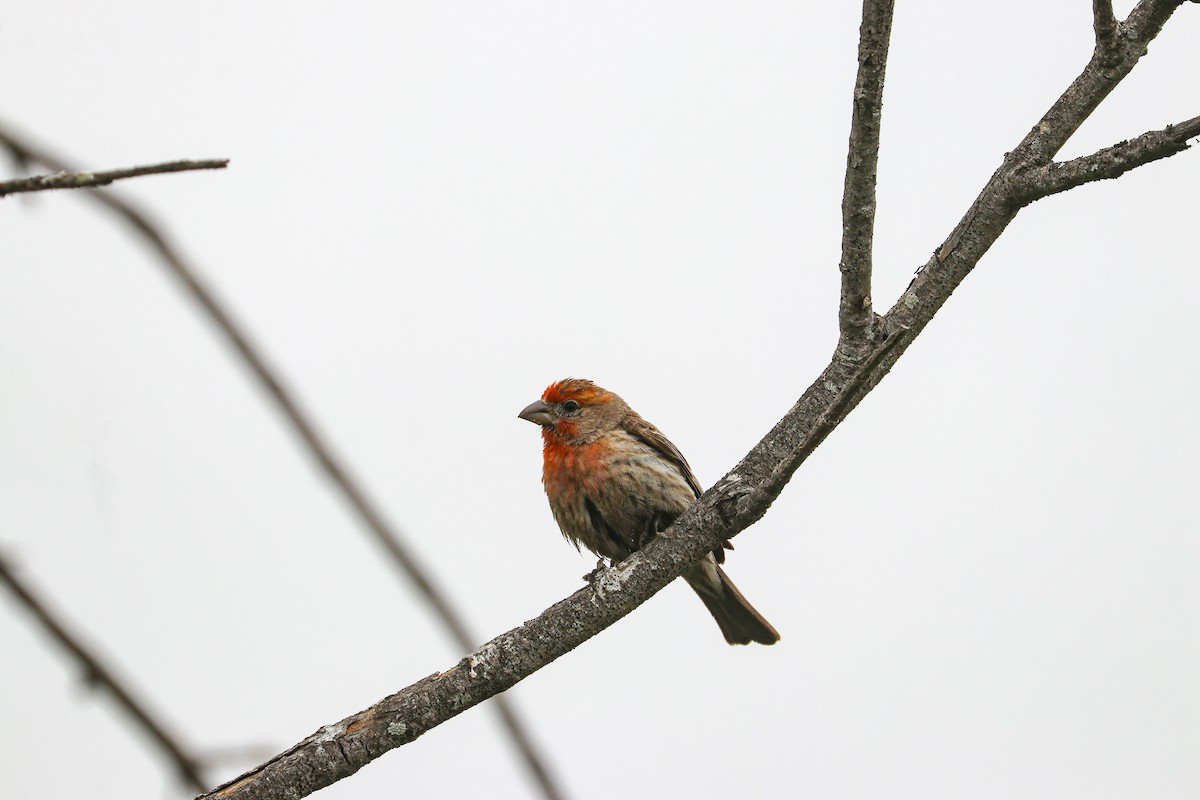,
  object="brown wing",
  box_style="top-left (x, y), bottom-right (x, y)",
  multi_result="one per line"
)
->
top-left (584, 495), bottom-right (636, 560)
top-left (624, 413), bottom-right (703, 499)
top-left (625, 411), bottom-right (735, 562)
